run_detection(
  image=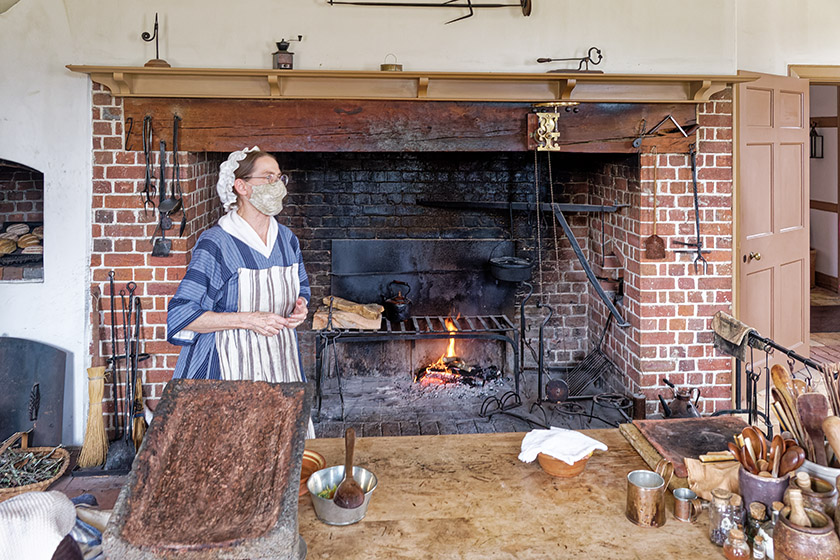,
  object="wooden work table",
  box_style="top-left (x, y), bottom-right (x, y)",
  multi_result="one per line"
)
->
top-left (299, 429), bottom-right (724, 559)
